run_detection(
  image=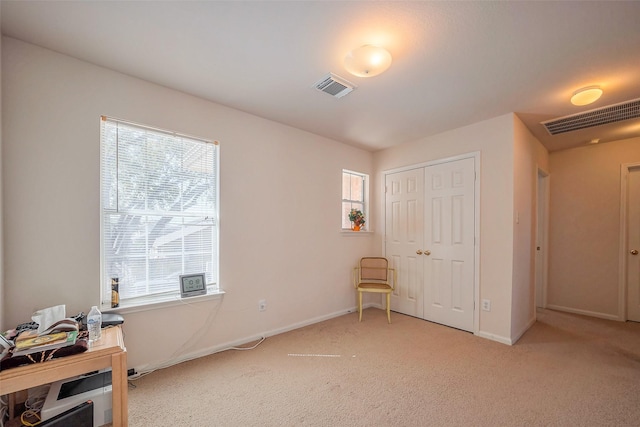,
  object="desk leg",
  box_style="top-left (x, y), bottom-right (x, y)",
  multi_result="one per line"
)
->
top-left (111, 351), bottom-right (128, 427)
